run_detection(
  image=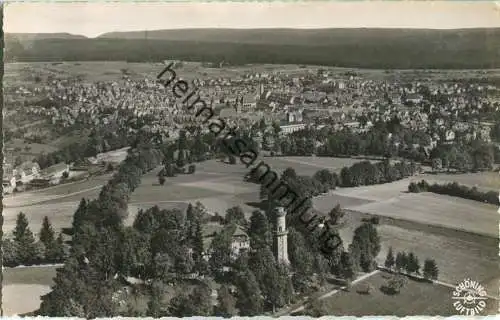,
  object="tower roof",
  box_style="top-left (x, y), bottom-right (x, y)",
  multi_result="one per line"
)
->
top-left (276, 206), bottom-right (286, 217)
